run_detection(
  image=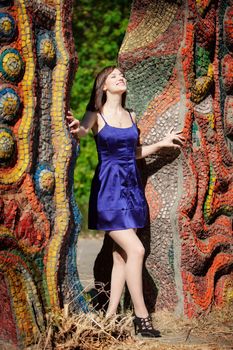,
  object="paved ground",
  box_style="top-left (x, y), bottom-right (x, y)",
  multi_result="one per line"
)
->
top-left (76, 237), bottom-right (103, 288)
